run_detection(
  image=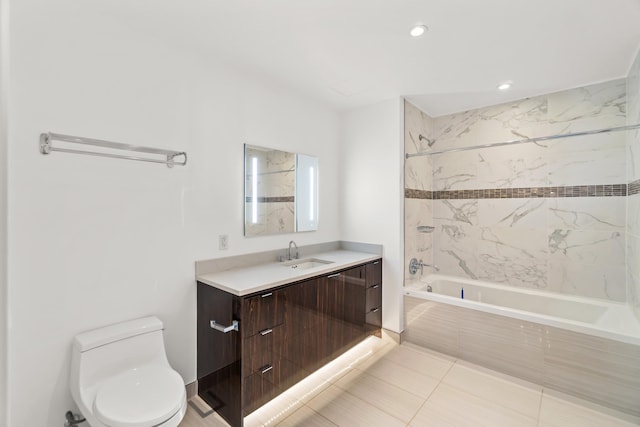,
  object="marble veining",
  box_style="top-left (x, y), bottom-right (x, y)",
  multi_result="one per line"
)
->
top-left (549, 229), bottom-right (624, 265)
top-left (549, 201), bottom-right (625, 231)
top-left (435, 199), bottom-right (477, 225)
top-left (547, 79), bottom-right (626, 125)
top-left (627, 50), bottom-right (640, 316)
top-left (405, 78), bottom-right (636, 302)
top-left (482, 199), bottom-right (546, 228)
